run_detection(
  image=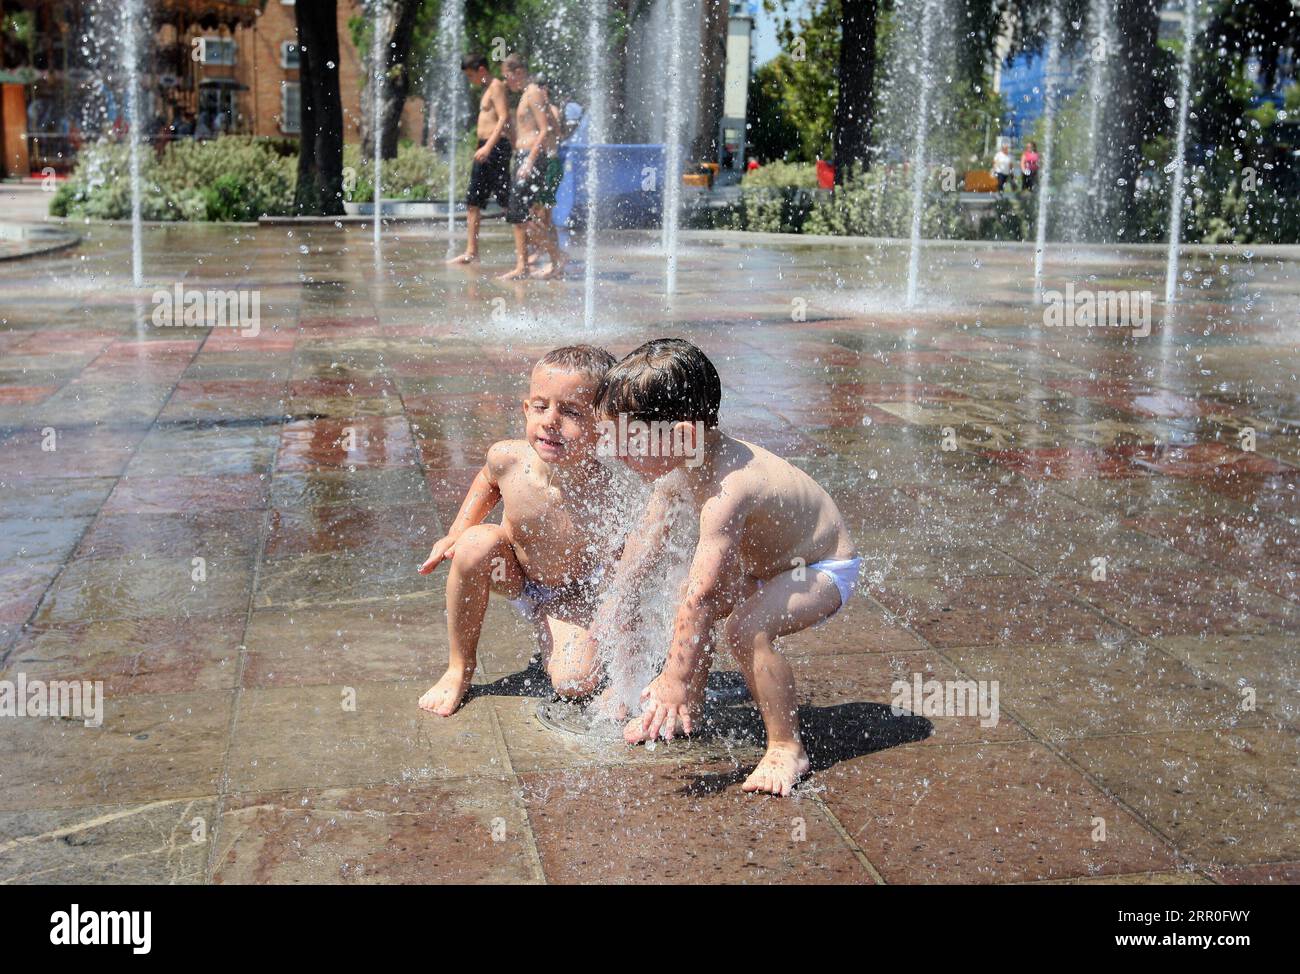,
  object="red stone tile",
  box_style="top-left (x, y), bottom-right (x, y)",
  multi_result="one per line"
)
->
top-left (819, 741), bottom-right (1176, 883)
top-left (277, 416), bottom-right (418, 471)
top-left (4, 616), bottom-right (243, 695)
top-left (264, 503), bottom-right (435, 558)
top-left (1056, 570), bottom-right (1296, 638)
top-left (102, 475), bottom-right (270, 515)
top-left (519, 764), bottom-right (873, 884)
top-left (211, 780), bottom-right (538, 884)
top-left (870, 576), bottom-right (1104, 647)
top-left (984, 445), bottom-right (1148, 480)
top-left (0, 386), bottom-right (57, 405)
